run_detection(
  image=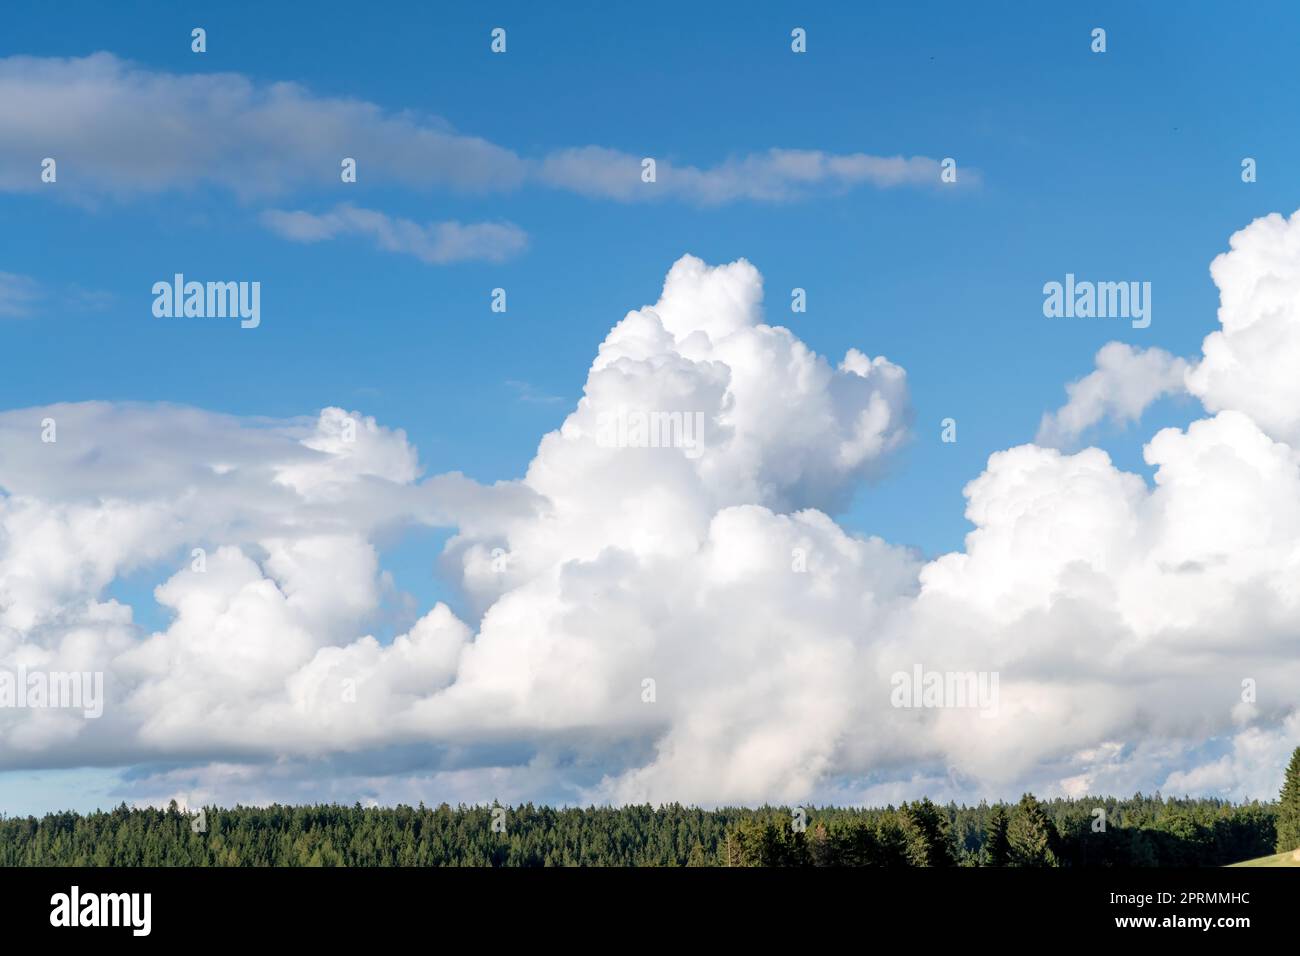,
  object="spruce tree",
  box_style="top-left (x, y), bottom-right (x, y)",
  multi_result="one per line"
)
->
top-left (1007, 793), bottom-right (1060, 867)
top-left (685, 840), bottom-right (710, 867)
top-left (1276, 746), bottom-right (1300, 853)
top-left (874, 814), bottom-right (913, 867)
top-left (900, 798), bottom-right (956, 866)
top-left (984, 804), bottom-right (1011, 866)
